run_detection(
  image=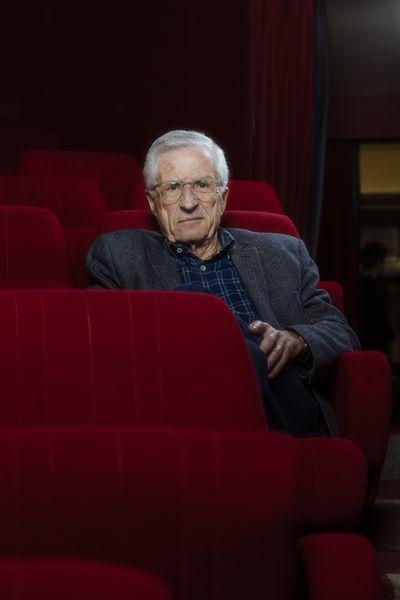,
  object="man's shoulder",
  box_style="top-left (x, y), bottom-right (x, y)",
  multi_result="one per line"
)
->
top-left (96, 228), bottom-right (164, 249)
top-left (226, 227), bottom-right (300, 250)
